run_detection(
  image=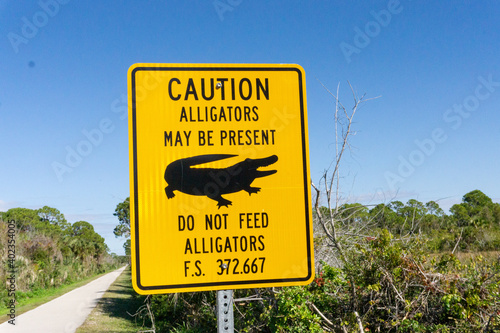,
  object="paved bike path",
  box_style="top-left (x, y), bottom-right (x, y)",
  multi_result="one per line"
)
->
top-left (0, 266), bottom-right (127, 333)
